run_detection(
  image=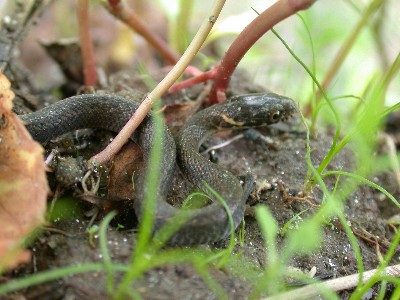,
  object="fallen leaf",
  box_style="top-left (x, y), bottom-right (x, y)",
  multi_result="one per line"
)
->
top-left (108, 142), bottom-right (142, 201)
top-left (163, 101), bottom-right (202, 132)
top-left (0, 71), bottom-right (49, 271)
